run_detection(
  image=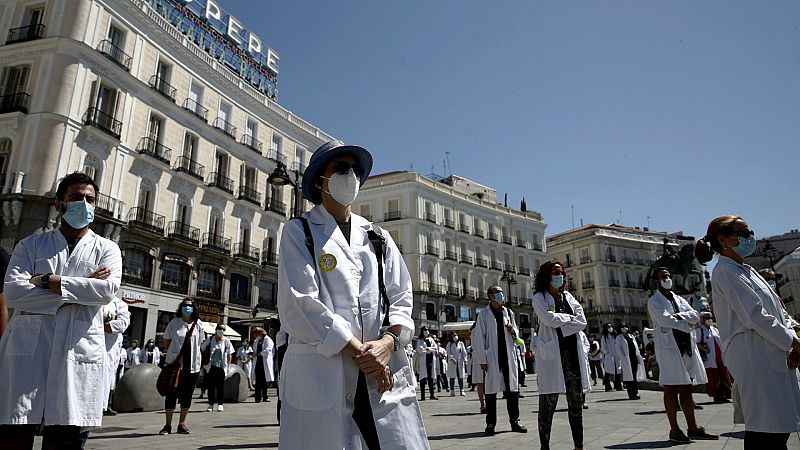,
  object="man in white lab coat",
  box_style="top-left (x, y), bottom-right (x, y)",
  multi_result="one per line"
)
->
top-left (278, 140), bottom-right (429, 449)
top-left (0, 173), bottom-right (122, 448)
top-left (472, 286), bottom-right (528, 436)
top-left (101, 297), bottom-right (130, 416)
top-left (125, 340), bottom-right (141, 369)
